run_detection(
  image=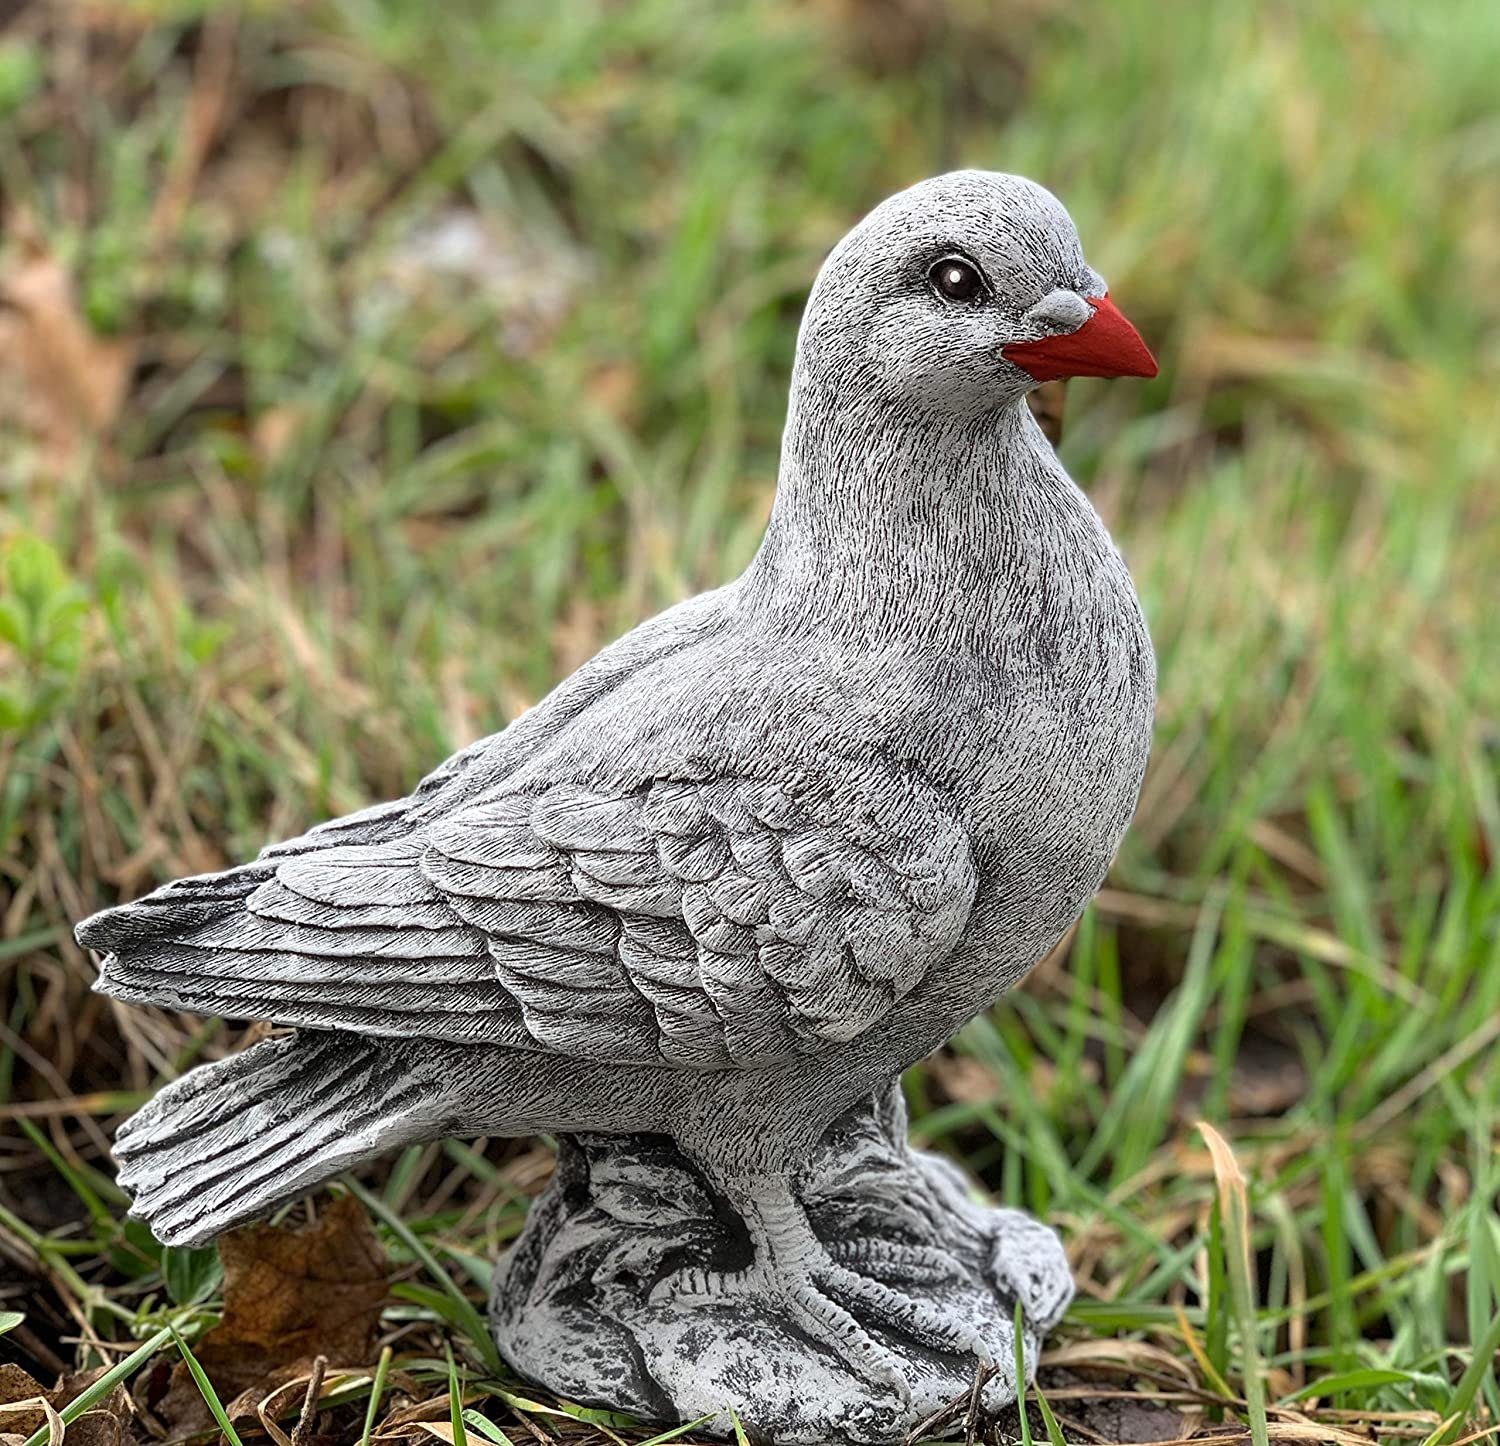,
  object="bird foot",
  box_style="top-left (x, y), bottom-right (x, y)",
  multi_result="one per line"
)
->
top-left (493, 1098), bottom-right (1075, 1442)
top-left (819, 1261), bottom-right (998, 1363)
top-left (650, 1256), bottom-right (909, 1394)
top-left (823, 1240), bottom-right (1005, 1354)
